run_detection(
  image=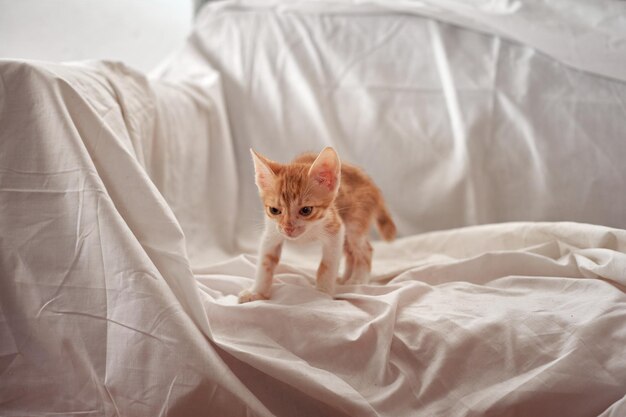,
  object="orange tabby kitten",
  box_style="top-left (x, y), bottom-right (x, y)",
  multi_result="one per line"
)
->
top-left (239, 147), bottom-right (396, 303)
